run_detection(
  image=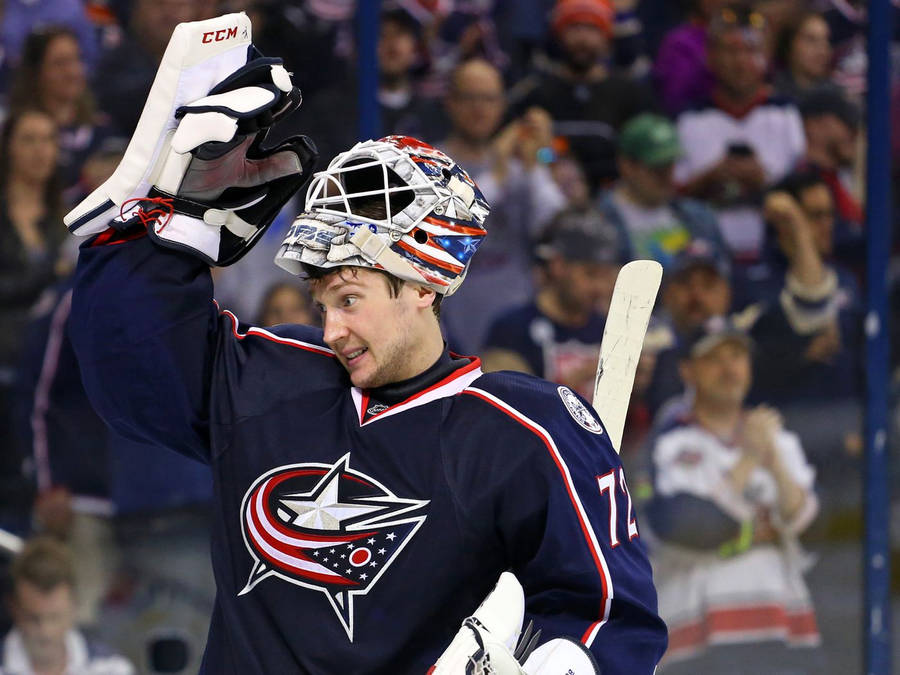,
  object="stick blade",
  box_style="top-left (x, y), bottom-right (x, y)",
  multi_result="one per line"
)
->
top-left (592, 260), bottom-right (663, 453)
